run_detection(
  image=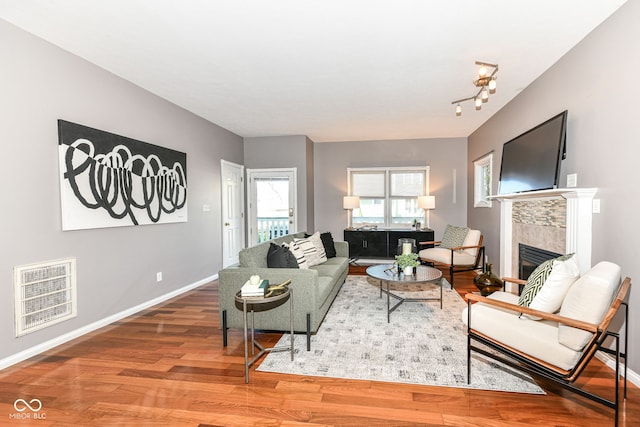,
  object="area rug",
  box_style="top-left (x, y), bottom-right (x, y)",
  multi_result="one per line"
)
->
top-left (257, 275), bottom-right (544, 394)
